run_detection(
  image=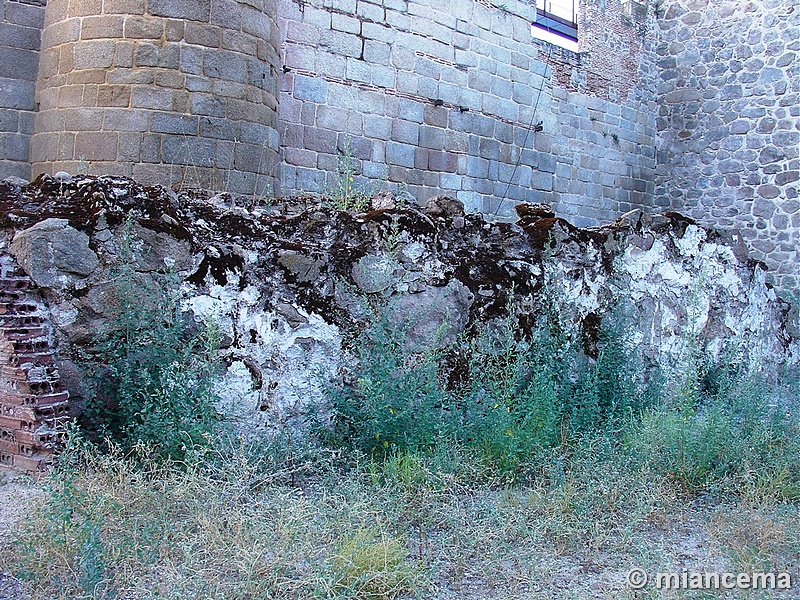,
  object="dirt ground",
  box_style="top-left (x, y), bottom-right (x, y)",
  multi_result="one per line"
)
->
top-left (0, 469), bottom-right (40, 600)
